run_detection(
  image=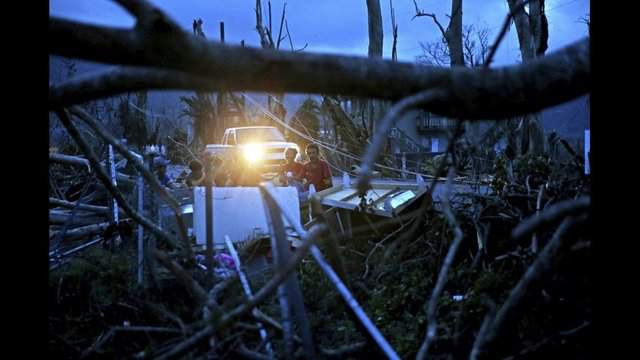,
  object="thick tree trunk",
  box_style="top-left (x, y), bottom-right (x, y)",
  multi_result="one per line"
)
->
top-left (447, 0), bottom-right (464, 66)
top-left (366, 0), bottom-right (383, 58)
top-left (506, 0), bottom-right (534, 63)
top-left (506, 0), bottom-right (546, 155)
top-left (366, 0), bottom-right (384, 136)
